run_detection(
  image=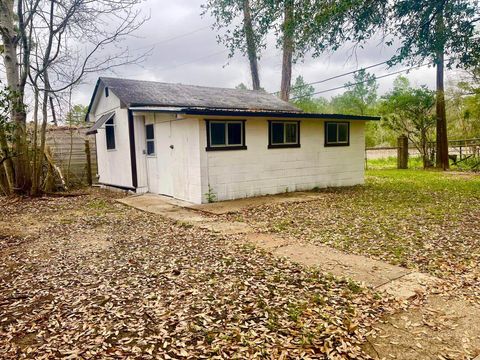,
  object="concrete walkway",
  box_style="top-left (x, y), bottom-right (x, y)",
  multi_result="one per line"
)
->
top-left (244, 233), bottom-right (437, 299)
top-left (118, 193), bottom-right (437, 300)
